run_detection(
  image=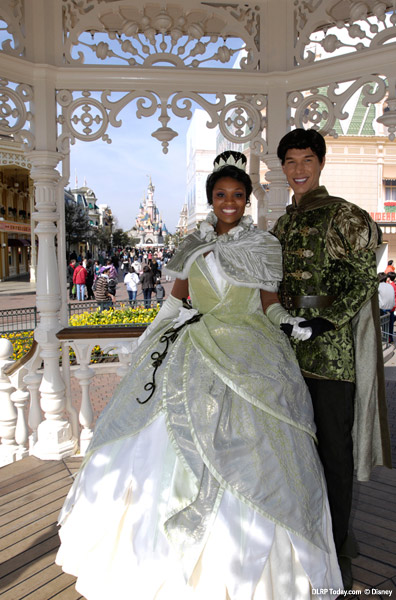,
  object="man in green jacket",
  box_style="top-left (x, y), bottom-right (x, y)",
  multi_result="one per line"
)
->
top-left (272, 128), bottom-right (392, 589)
